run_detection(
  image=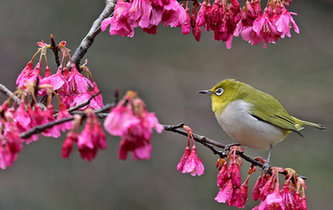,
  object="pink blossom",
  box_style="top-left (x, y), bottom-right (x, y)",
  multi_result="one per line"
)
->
top-left (56, 101), bottom-right (72, 132)
top-left (101, 1), bottom-right (134, 37)
top-left (196, 1), bottom-right (207, 28)
top-left (281, 182), bottom-right (296, 210)
top-left (128, 0), bottom-right (152, 28)
top-left (40, 65), bottom-right (68, 93)
top-left (14, 100), bottom-right (31, 130)
top-left (215, 147), bottom-right (246, 208)
top-left (62, 131), bottom-right (76, 159)
top-left (215, 179), bottom-right (234, 203)
top-left (71, 92), bottom-right (103, 110)
top-left (0, 120), bottom-right (22, 170)
top-left (104, 90), bottom-right (163, 160)
top-left (182, 146), bottom-right (204, 176)
top-left (118, 128), bottom-right (152, 160)
top-left (192, 23), bottom-right (202, 41)
top-left (28, 104), bottom-right (47, 127)
top-left (177, 146), bottom-right (191, 172)
top-left (161, 0), bottom-right (186, 27)
top-left (42, 104), bottom-right (61, 138)
top-left (181, 8), bottom-right (191, 35)
top-left (77, 110), bottom-right (106, 161)
top-left (274, 6), bottom-right (299, 38)
top-left (16, 61), bottom-right (33, 87)
top-left (254, 184), bottom-right (284, 210)
top-left (104, 105), bottom-right (140, 136)
top-left (67, 63), bottom-right (93, 94)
